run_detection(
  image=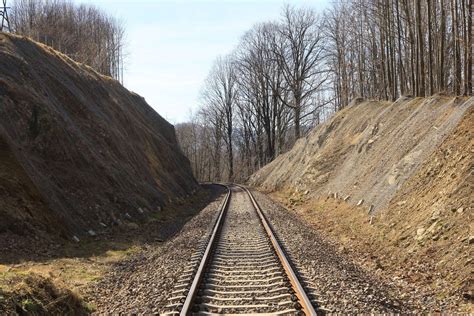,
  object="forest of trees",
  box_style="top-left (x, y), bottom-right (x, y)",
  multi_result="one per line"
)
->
top-left (9, 0), bottom-right (125, 82)
top-left (177, 0), bottom-right (472, 182)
